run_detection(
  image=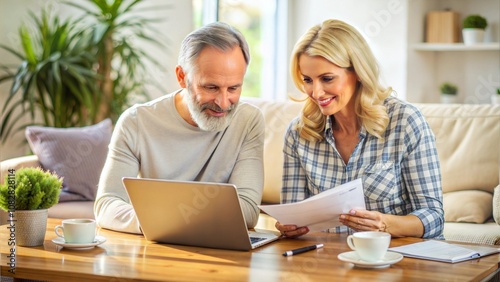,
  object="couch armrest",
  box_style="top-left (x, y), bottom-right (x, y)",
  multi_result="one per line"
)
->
top-left (0, 155), bottom-right (41, 183)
